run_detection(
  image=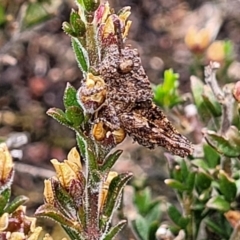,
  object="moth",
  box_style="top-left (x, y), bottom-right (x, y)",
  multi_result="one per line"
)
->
top-left (78, 18), bottom-right (192, 157)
